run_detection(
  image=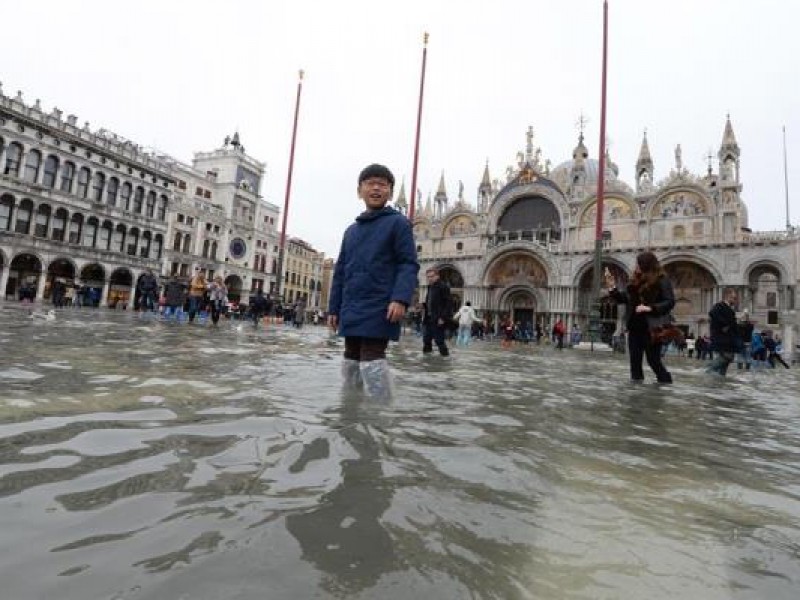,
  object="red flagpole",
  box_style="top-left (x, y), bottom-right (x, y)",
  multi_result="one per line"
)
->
top-left (589, 0), bottom-right (609, 348)
top-left (595, 1), bottom-right (608, 244)
top-left (275, 69), bottom-right (304, 301)
top-left (409, 32), bottom-right (429, 222)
